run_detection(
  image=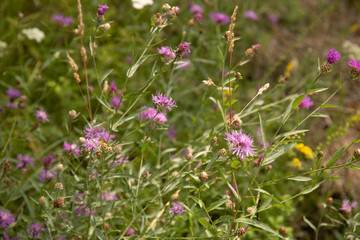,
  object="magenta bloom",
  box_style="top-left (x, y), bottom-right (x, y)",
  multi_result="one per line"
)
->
top-left (38, 170), bottom-right (57, 182)
top-left (84, 126), bottom-right (115, 142)
top-left (244, 10), bottom-right (259, 20)
top-left (17, 154), bottom-right (34, 169)
top-left (6, 103), bottom-right (17, 109)
top-left (209, 12), bottom-right (230, 25)
top-left (0, 208), bottom-right (15, 229)
top-left (139, 106), bottom-right (167, 124)
top-left (75, 203), bottom-right (94, 217)
top-left (112, 155), bottom-right (129, 166)
top-left (35, 110), bottom-right (49, 123)
top-left (51, 14), bottom-right (74, 26)
top-left (110, 96), bottom-right (123, 109)
top-left (83, 138), bottom-right (101, 151)
top-left (42, 152), bottom-right (55, 166)
top-left (176, 42), bottom-right (191, 58)
top-left (27, 222), bottom-right (45, 239)
top-left (348, 58), bottom-right (360, 71)
top-left (252, 44), bottom-right (261, 51)
top-left (63, 142), bottom-right (80, 156)
top-left (327, 48), bottom-right (341, 64)
top-left (6, 88), bottom-right (21, 100)
top-left (167, 124), bottom-right (177, 139)
top-left (109, 81), bottom-right (119, 95)
top-left (268, 15), bottom-right (278, 24)
top-left (177, 60), bottom-right (193, 70)
top-left (158, 46), bottom-right (175, 61)
top-left (102, 191), bottom-right (118, 201)
top-left (169, 202), bottom-right (187, 216)
top-left (224, 129), bottom-right (257, 160)
top-left (125, 228), bottom-right (135, 236)
top-left (340, 200), bottom-right (357, 213)
top-left (125, 55), bottom-right (132, 63)
top-left (190, 4), bottom-right (204, 14)
top-left (97, 4), bottom-right (109, 16)
top-left (299, 95), bottom-right (314, 110)
top-left (152, 92), bottom-right (177, 111)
